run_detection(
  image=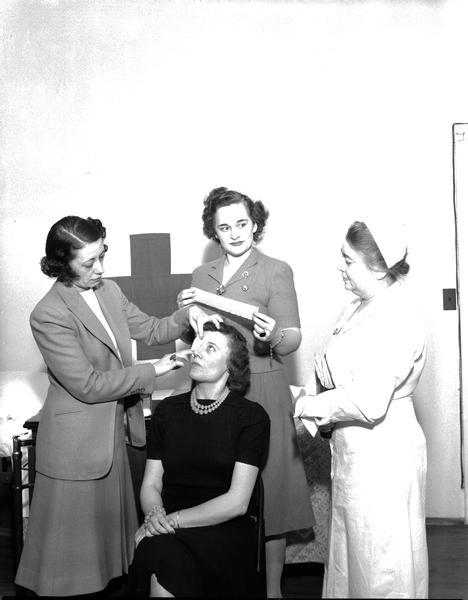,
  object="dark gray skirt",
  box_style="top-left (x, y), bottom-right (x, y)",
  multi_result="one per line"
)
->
top-left (249, 369), bottom-right (315, 536)
top-left (15, 400), bottom-right (138, 596)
